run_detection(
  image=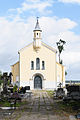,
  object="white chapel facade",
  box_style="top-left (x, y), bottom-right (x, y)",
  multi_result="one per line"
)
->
top-left (11, 18), bottom-right (65, 90)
